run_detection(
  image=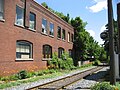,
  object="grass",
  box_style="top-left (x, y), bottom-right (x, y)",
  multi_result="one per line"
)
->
top-left (116, 82), bottom-right (120, 90)
top-left (0, 63), bottom-right (93, 89)
top-left (0, 72), bottom-right (63, 89)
